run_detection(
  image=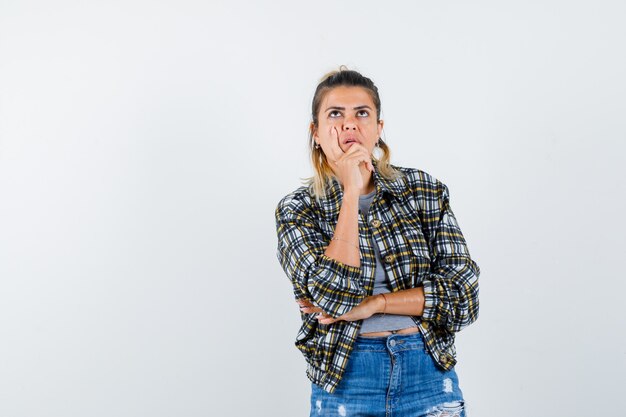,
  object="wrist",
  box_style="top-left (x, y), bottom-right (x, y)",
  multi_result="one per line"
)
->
top-left (343, 188), bottom-right (360, 200)
top-left (371, 293), bottom-right (386, 314)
